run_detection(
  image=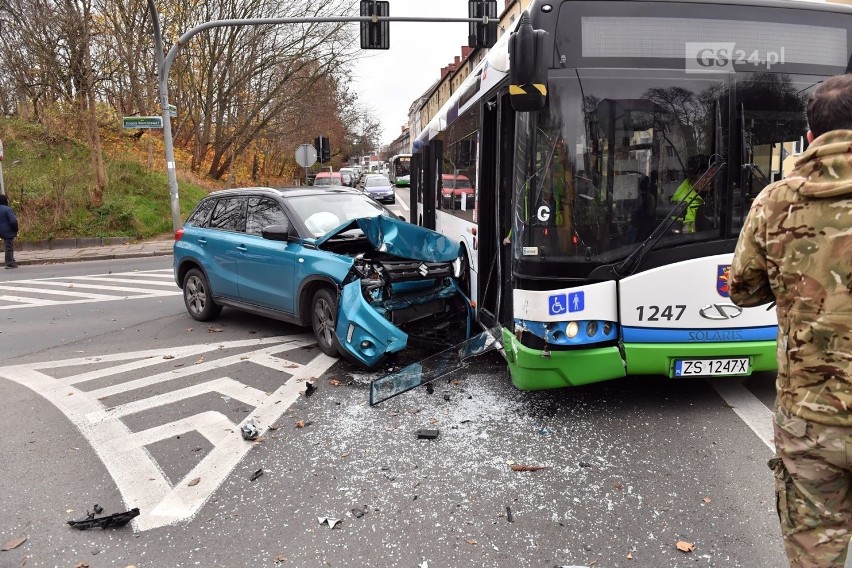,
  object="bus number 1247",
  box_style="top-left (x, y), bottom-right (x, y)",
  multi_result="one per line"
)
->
top-left (635, 305), bottom-right (687, 321)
